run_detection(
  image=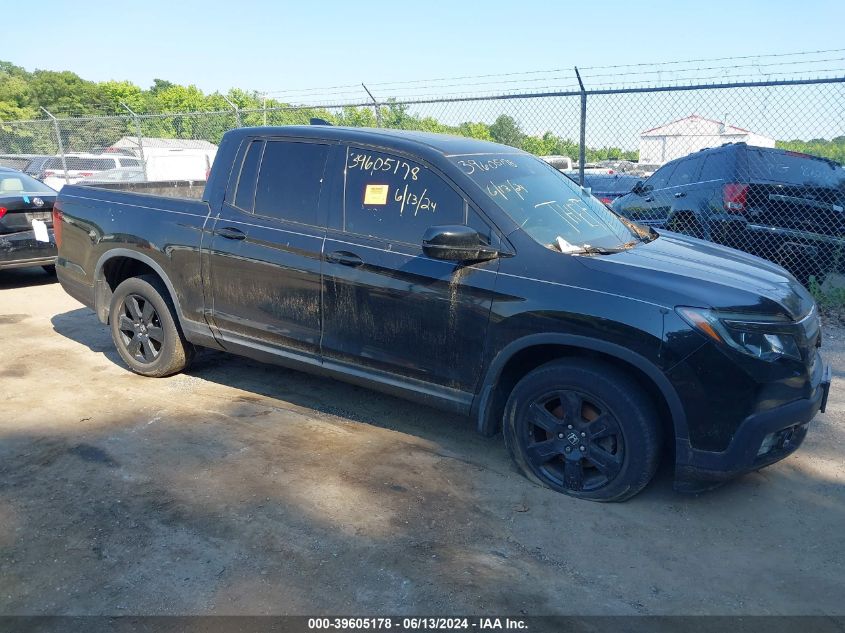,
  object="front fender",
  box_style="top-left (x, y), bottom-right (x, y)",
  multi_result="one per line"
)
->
top-left (472, 332), bottom-right (690, 447)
